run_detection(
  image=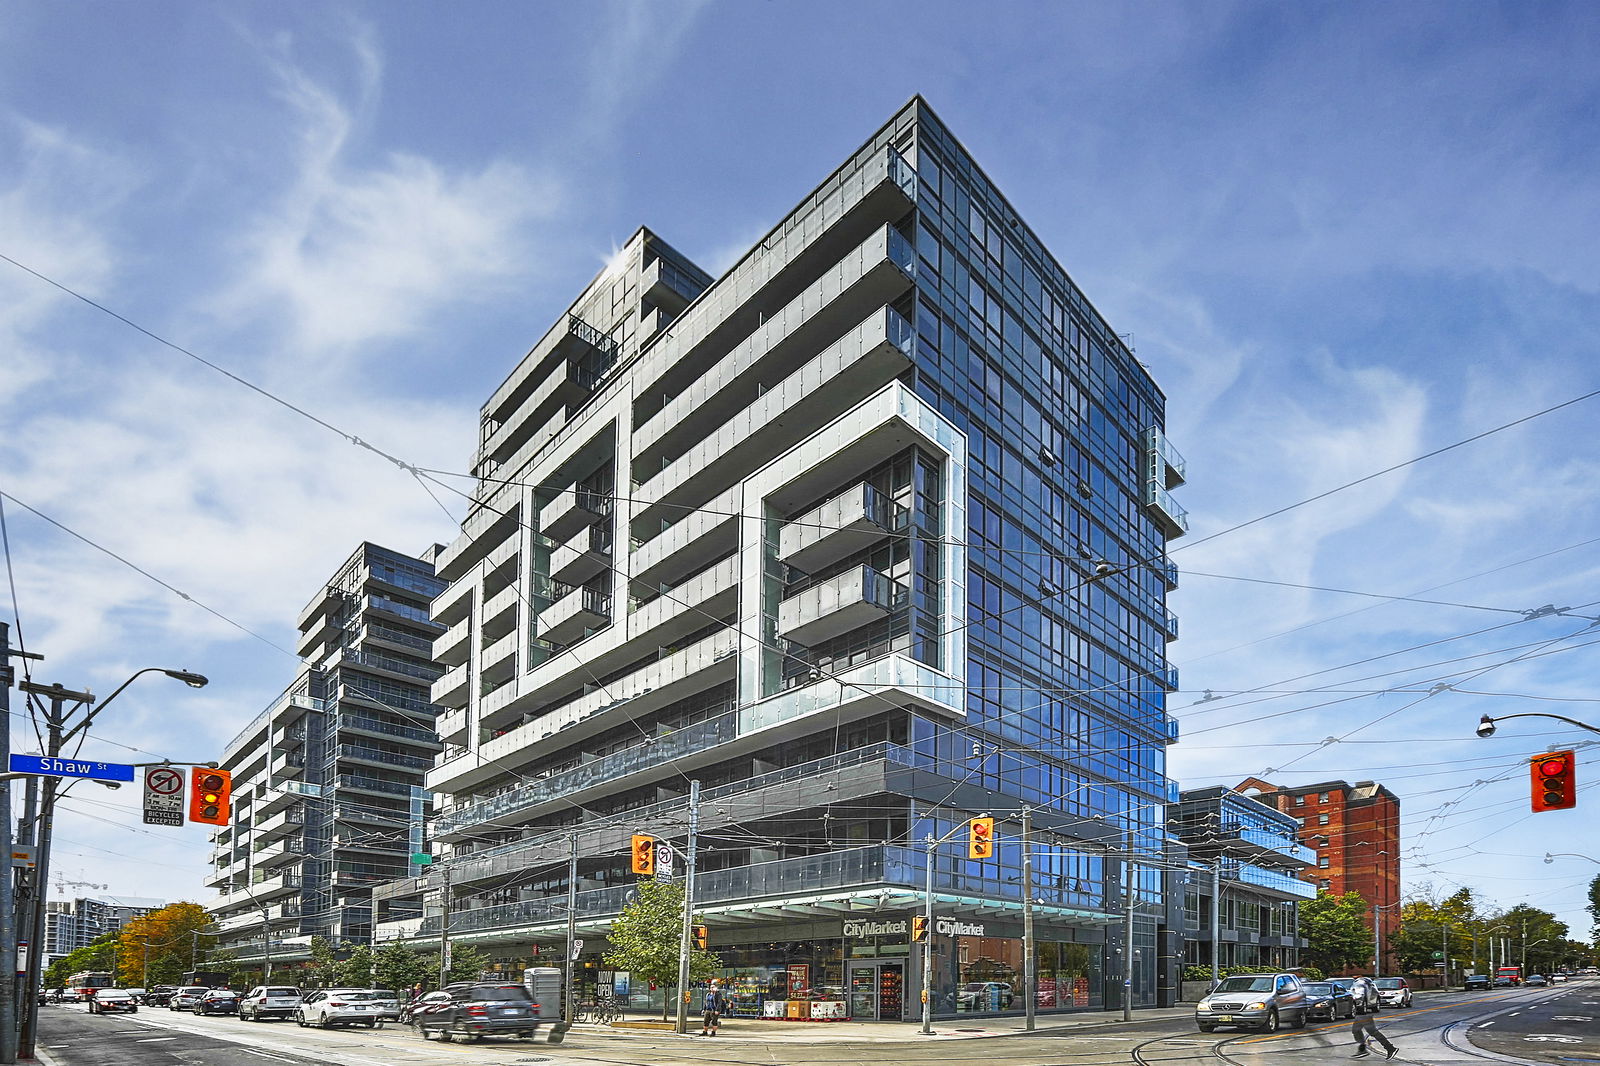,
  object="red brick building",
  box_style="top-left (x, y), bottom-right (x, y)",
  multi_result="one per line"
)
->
top-left (1235, 777), bottom-right (1401, 972)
